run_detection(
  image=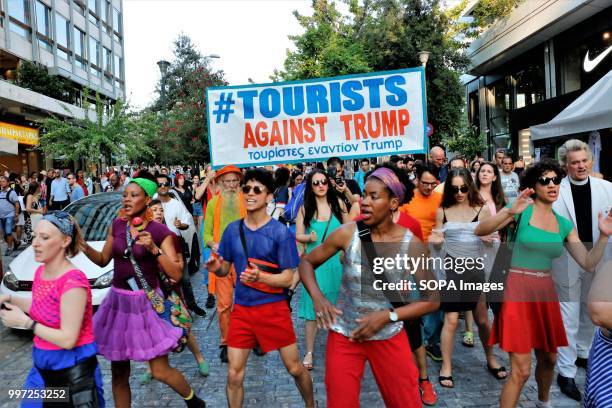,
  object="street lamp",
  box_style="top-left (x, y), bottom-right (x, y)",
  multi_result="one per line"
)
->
top-left (418, 51), bottom-right (431, 159)
top-left (157, 60), bottom-right (171, 110)
top-left (205, 54), bottom-right (220, 59)
top-left (418, 51), bottom-right (430, 67)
